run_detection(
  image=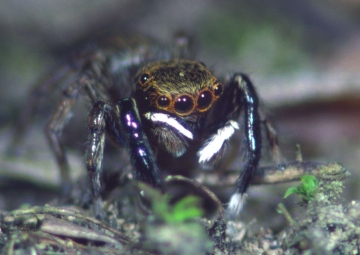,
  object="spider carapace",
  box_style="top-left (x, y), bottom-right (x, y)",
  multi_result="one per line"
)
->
top-left (14, 34), bottom-right (278, 216)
